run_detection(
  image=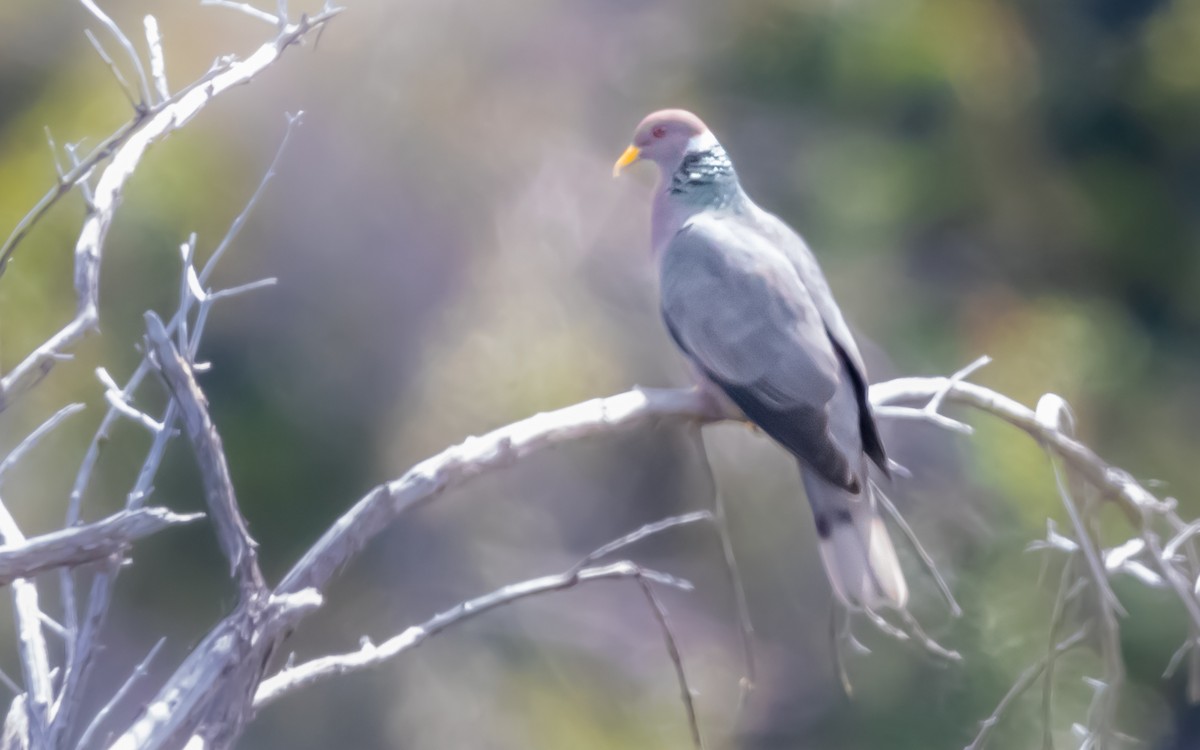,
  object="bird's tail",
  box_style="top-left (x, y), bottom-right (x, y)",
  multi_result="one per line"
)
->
top-left (801, 469), bottom-right (908, 610)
